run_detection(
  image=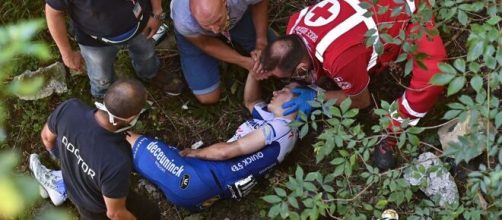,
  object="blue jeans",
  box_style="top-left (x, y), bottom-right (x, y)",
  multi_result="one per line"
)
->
top-left (175, 11), bottom-right (276, 95)
top-left (79, 34), bottom-right (159, 97)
